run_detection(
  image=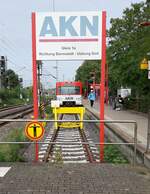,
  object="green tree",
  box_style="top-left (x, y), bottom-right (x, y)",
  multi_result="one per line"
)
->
top-left (4, 69), bottom-right (20, 89)
top-left (21, 86), bottom-right (33, 102)
top-left (75, 60), bottom-right (100, 88)
top-left (107, 1), bottom-right (150, 98)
